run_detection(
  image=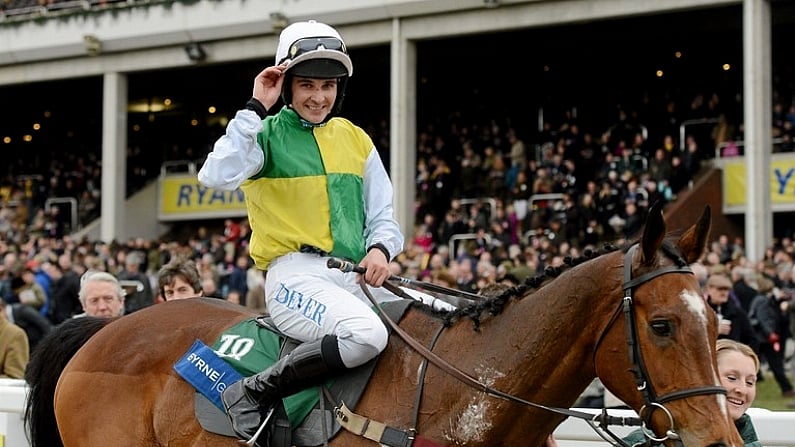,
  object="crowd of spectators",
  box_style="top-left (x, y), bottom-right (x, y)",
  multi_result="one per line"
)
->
top-left (2, 87), bottom-right (795, 298)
